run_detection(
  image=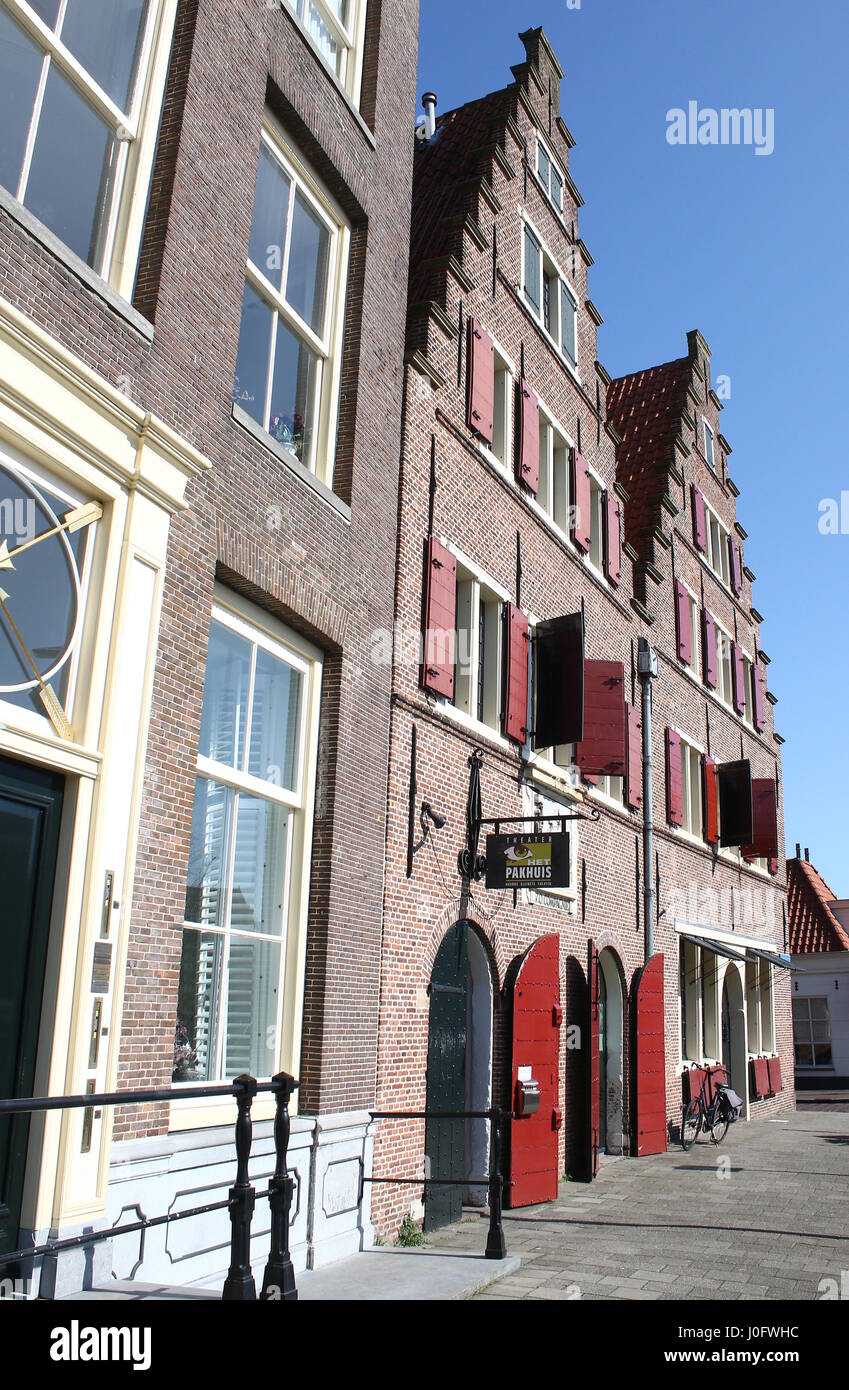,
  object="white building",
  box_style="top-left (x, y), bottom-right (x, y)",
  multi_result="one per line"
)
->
top-left (788, 849), bottom-right (849, 1087)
